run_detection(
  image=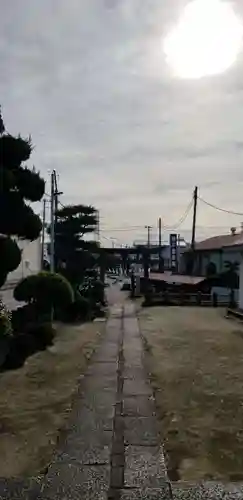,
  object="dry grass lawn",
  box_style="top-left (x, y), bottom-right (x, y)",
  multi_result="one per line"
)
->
top-left (0, 319), bottom-right (106, 477)
top-left (138, 306), bottom-right (243, 482)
